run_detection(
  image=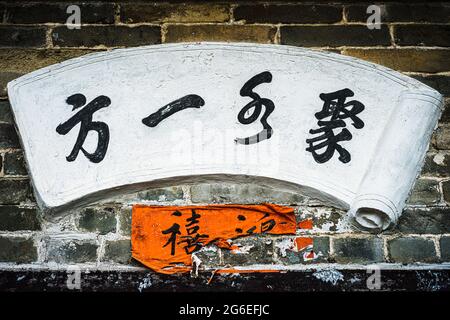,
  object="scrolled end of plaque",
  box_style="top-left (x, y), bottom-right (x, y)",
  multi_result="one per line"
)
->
top-left (348, 197), bottom-right (398, 231)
